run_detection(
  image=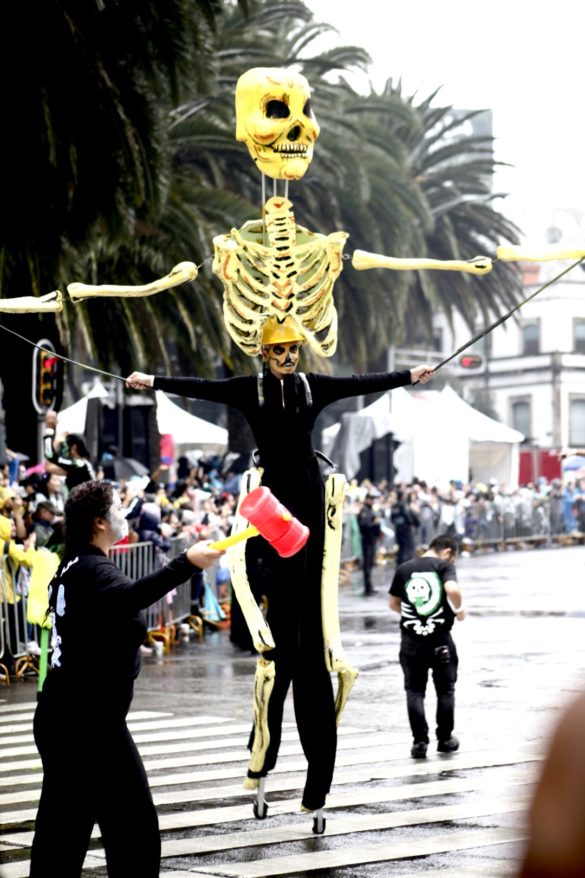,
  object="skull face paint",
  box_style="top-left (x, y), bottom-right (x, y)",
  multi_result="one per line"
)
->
top-left (262, 341), bottom-right (301, 379)
top-left (235, 68), bottom-right (320, 180)
top-left (108, 493), bottom-right (129, 544)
